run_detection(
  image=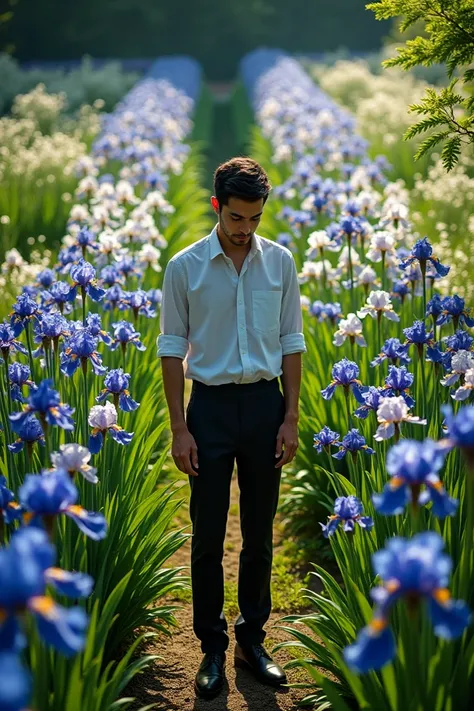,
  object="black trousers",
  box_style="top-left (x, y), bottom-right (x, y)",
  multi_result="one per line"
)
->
top-left (185, 376), bottom-right (286, 653)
